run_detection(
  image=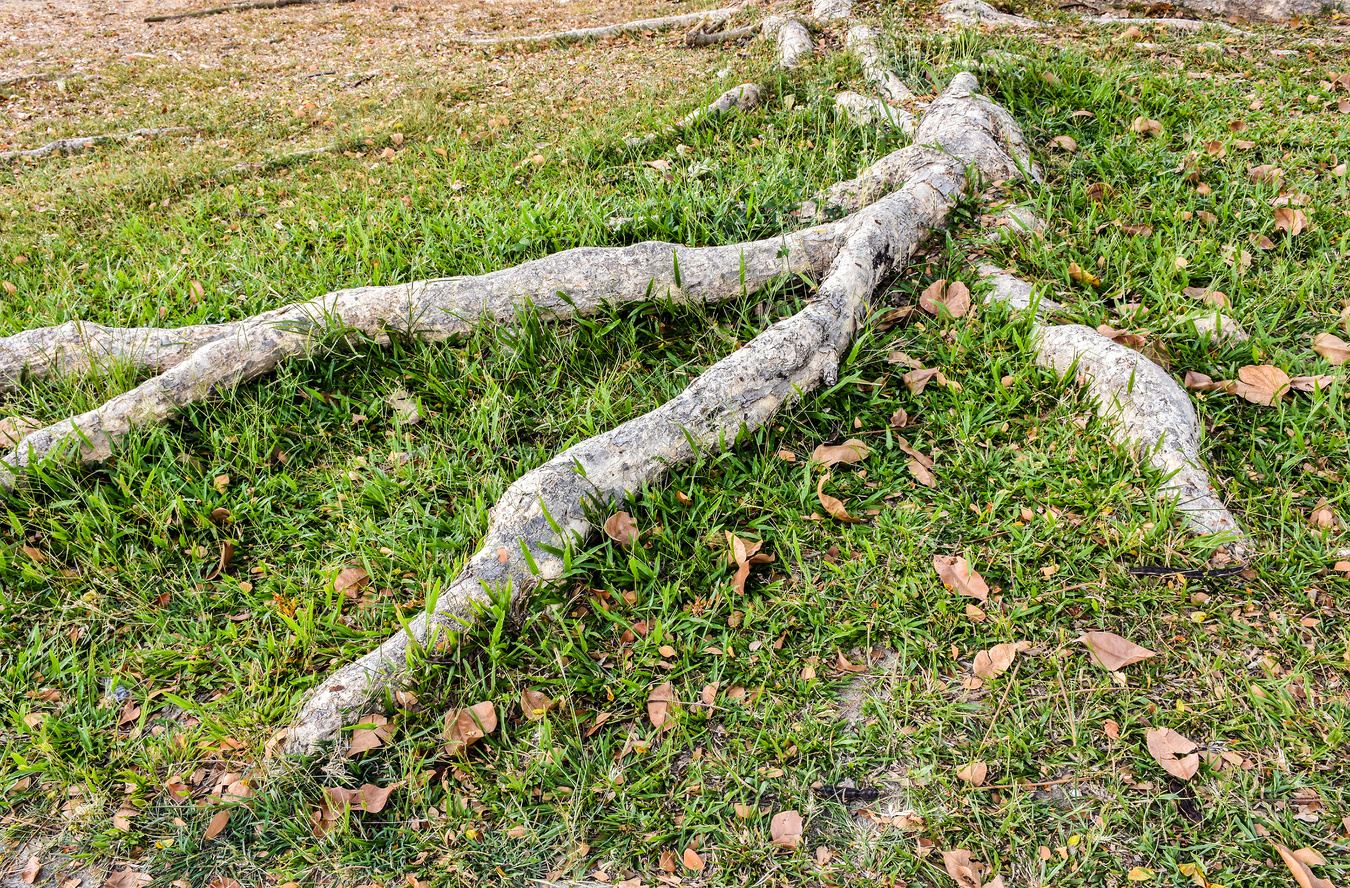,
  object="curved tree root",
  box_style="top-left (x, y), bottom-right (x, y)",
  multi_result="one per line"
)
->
top-left (764, 16), bottom-right (815, 68)
top-left (0, 127), bottom-right (191, 161)
top-left (978, 265), bottom-right (1251, 558)
top-left (684, 22), bottom-right (762, 46)
top-left (285, 70), bottom-right (1036, 755)
top-left (455, 7), bottom-right (739, 46)
top-left (846, 25), bottom-right (916, 105)
top-left (624, 82), bottom-right (764, 147)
